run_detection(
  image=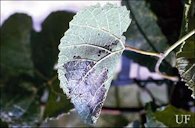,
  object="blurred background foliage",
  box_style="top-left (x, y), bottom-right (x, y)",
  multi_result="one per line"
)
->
top-left (0, 0), bottom-right (194, 127)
